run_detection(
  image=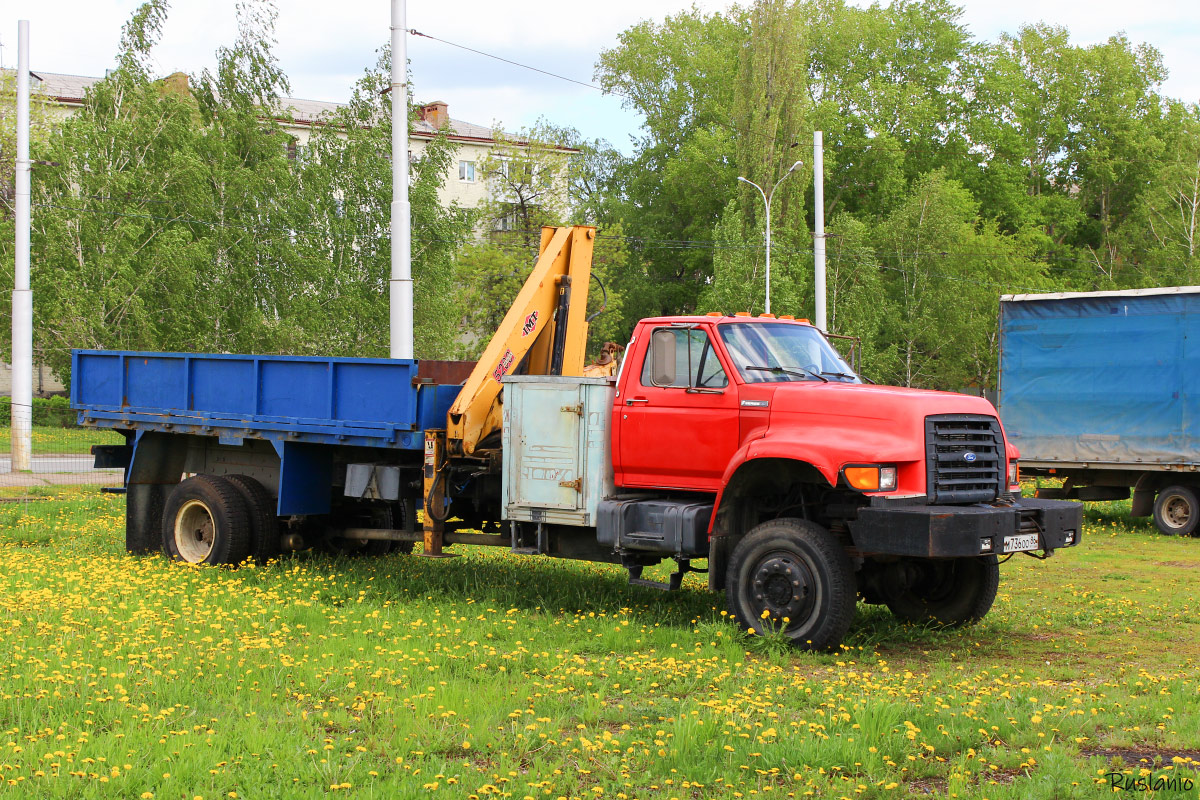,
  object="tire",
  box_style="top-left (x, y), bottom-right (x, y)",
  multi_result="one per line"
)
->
top-left (162, 475), bottom-right (253, 565)
top-left (1153, 485), bottom-right (1200, 536)
top-left (884, 556), bottom-right (999, 627)
top-left (725, 518), bottom-right (857, 652)
top-left (224, 475), bottom-right (282, 562)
